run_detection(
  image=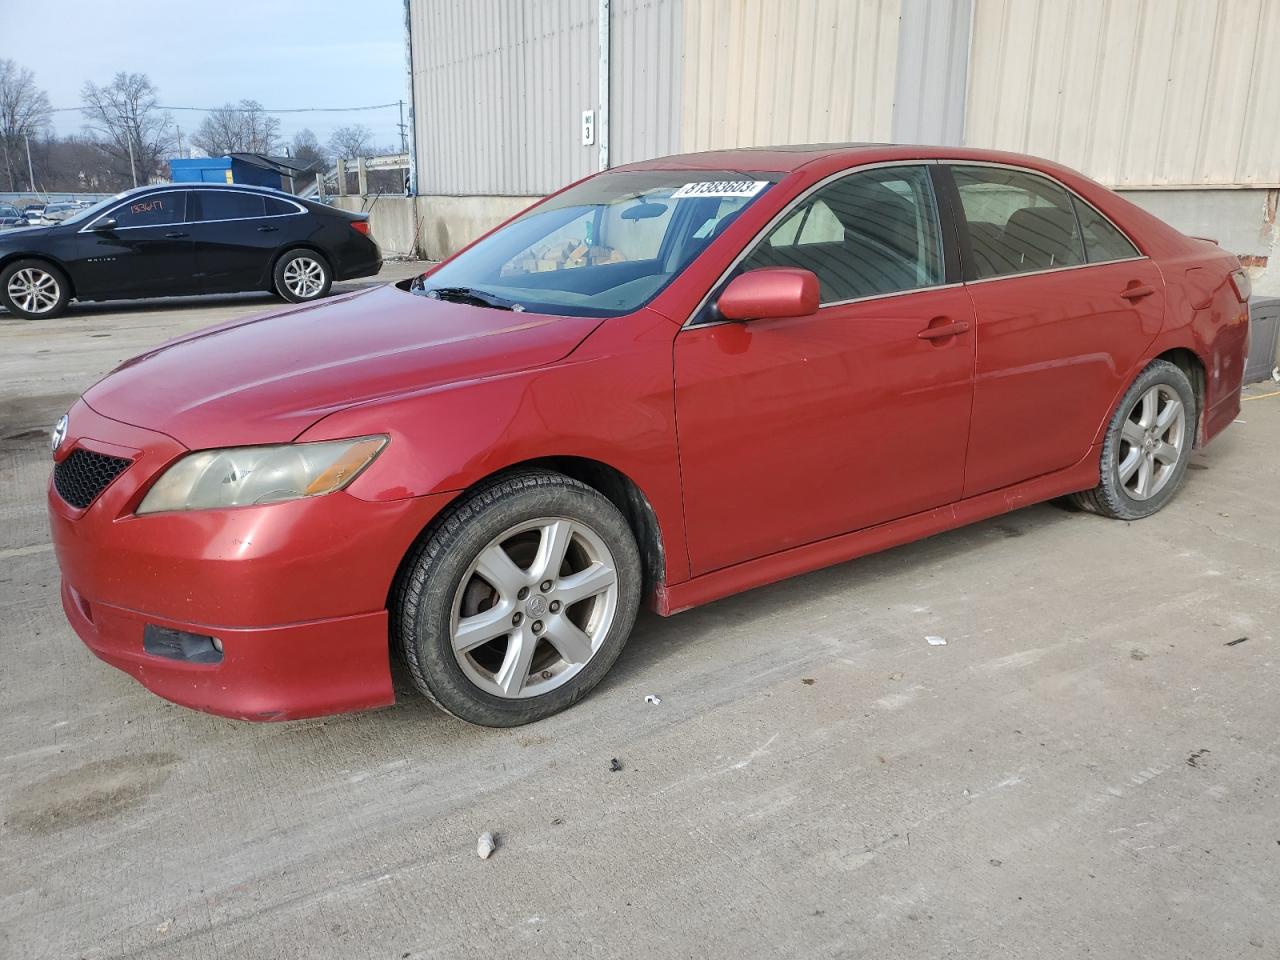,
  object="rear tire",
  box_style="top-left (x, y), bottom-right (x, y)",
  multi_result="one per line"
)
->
top-left (1, 259), bottom-right (70, 319)
top-left (273, 249), bottom-right (332, 303)
top-left (1072, 359), bottom-right (1196, 520)
top-left (394, 471), bottom-right (642, 726)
